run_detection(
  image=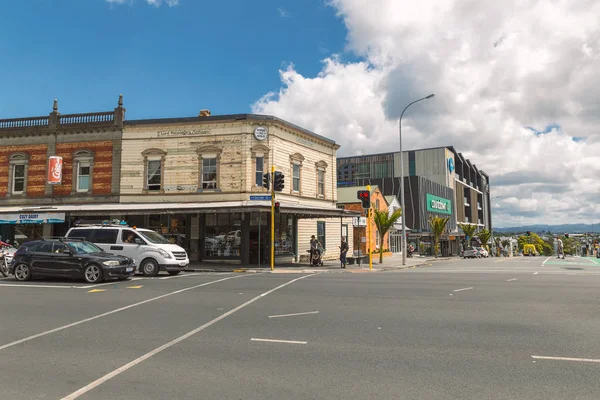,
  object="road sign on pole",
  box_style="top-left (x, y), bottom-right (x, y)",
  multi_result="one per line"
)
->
top-left (271, 166), bottom-right (275, 271)
top-left (250, 195), bottom-right (272, 201)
